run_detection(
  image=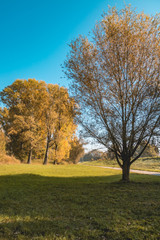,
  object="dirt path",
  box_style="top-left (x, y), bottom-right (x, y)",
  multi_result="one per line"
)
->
top-left (91, 166), bottom-right (160, 176)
